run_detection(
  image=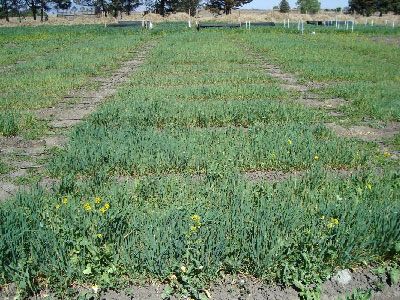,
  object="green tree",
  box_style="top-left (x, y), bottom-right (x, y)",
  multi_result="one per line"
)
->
top-left (0, 0), bottom-right (11, 21)
top-left (279, 0), bottom-right (290, 12)
top-left (348, 0), bottom-right (376, 16)
top-left (296, 0), bottom-right (320, 13)
top-left (206, 0), bottom-right (252, 15)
